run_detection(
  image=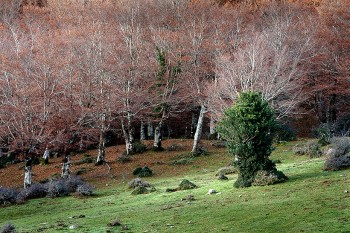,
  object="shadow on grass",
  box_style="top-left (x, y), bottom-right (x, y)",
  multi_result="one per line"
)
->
top-left (286, 170), bottom-right (331, 183)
